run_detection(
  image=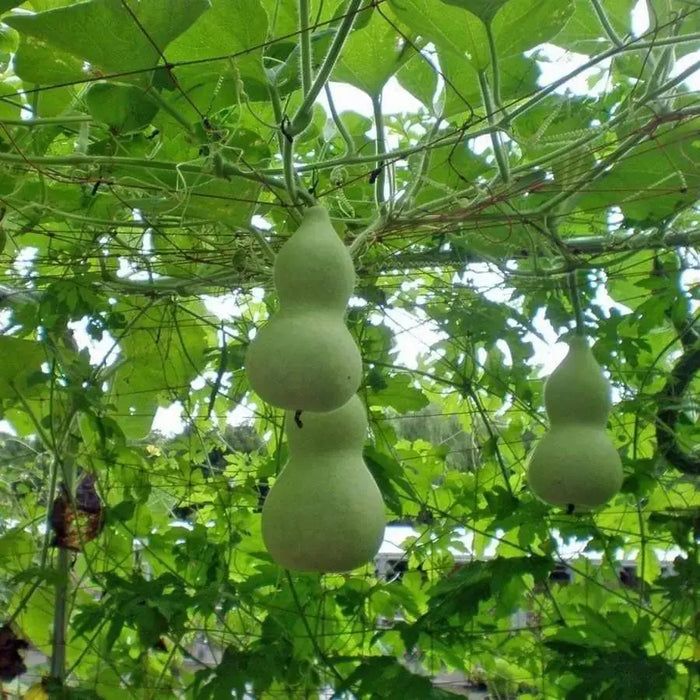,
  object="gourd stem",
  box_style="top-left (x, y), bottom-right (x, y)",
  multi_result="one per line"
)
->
top-left (282, 134), bottom-right (299, 204)
top-left (590, 0), bottom-right (623, 47)
top-left (288, 0), bottom-right (364, 137)
top-left (477, 70), bottom-right (510, 183)
top-left (324, 83), bottom-right (355, 156)
top-left (567, 270), bottom-right (585, 336)
top-left (298, 0), bottom-right (313, 97)
top-left (371, 93), bottom-right (388, 215)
